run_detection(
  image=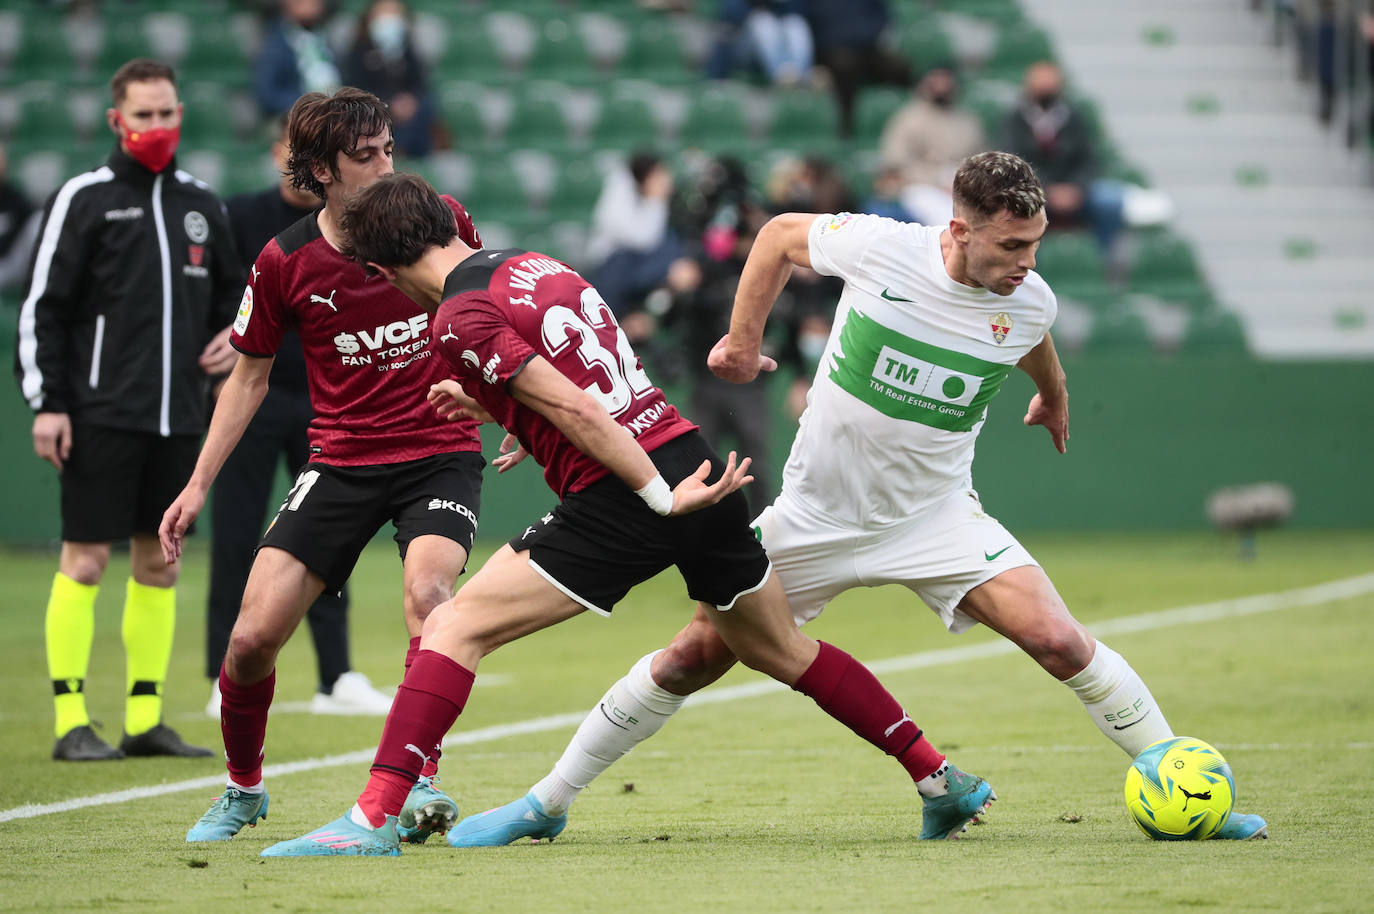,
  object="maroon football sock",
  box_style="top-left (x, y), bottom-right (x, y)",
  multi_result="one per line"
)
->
top-left (357, 650), bottom-right (474, 826)
top-left (793, 641), bottom-right (945, 782)
top-left (403, 636), bottom-right (439, 777)
top-left (218, 665), bottom-right (275, 787)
